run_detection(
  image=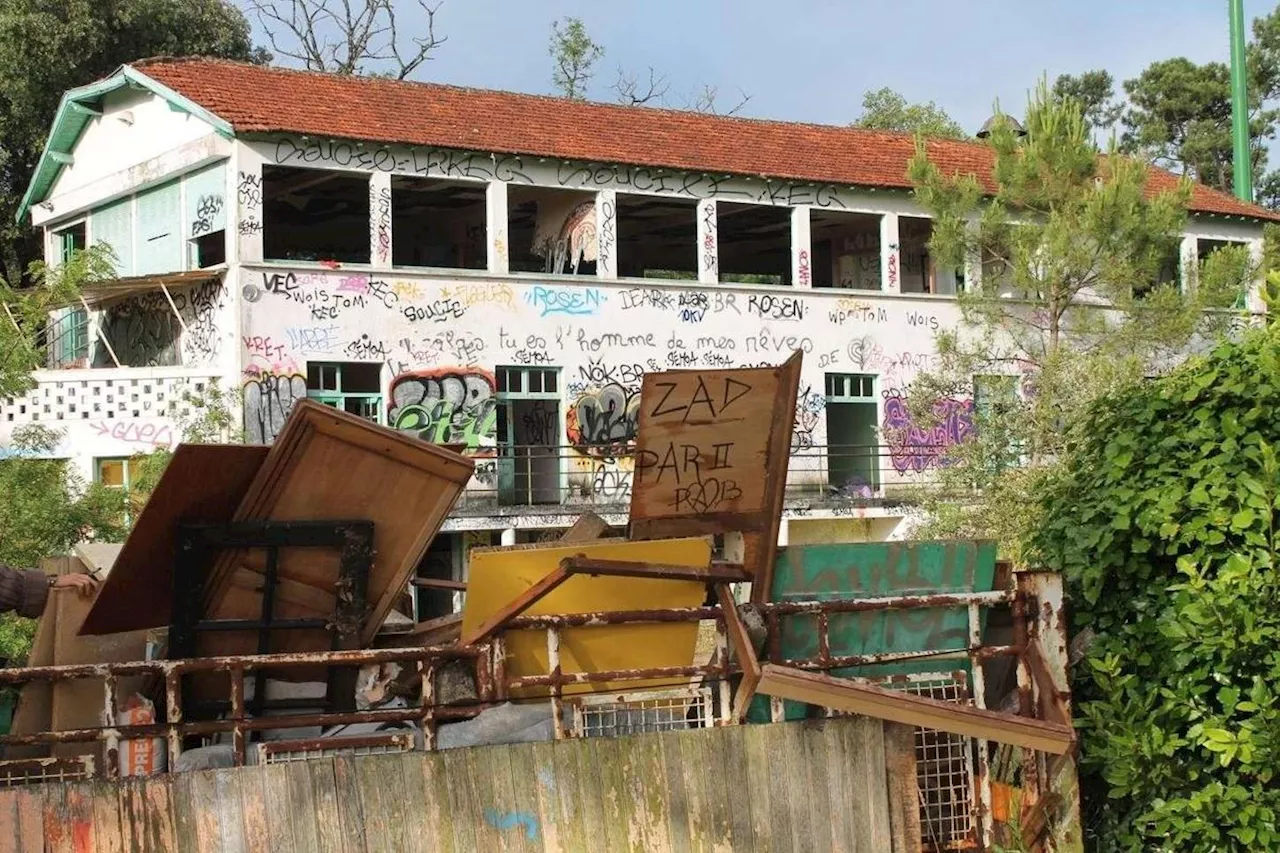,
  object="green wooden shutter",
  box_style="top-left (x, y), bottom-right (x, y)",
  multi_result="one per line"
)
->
top-left (184, 163), bottom-right (227, 239)
top-left (136, 181), bottom-right (182, 275)
top-left (90, 198), bottom-right (134, 276)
